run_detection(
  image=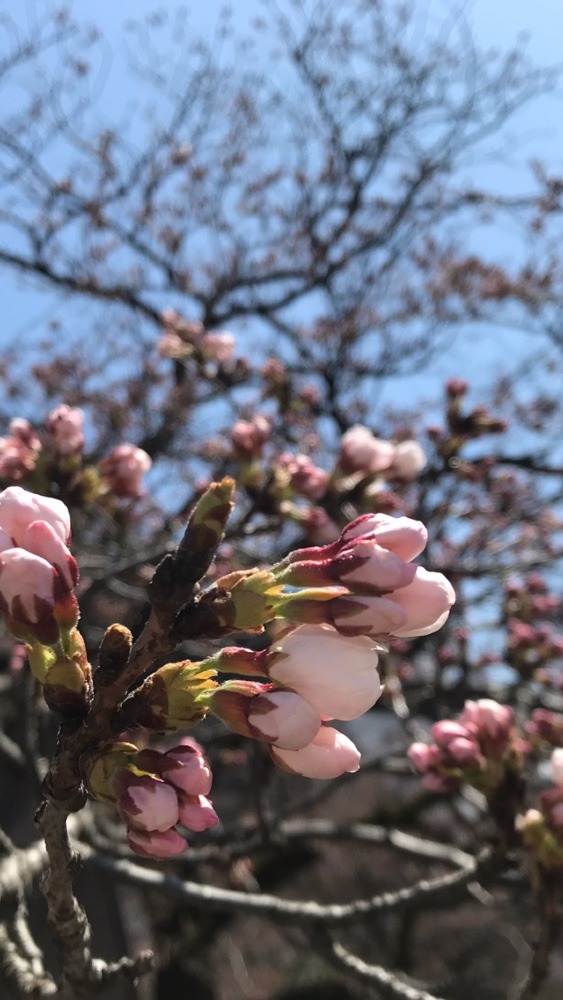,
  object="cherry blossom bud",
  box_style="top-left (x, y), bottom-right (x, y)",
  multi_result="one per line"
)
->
top-left (388, 568), bottom-right (456, 638)
top-left (408, 742), bottom-right (442, 772)
top-left (0, 549), bottom-right (61, 645)
top-left (158, 332), bottom-right (185, 358)
top-left (160, 744), bottom-right (213, 796)
top-left (128, 827), bottom-right (189, 858)
top-left (99, 444), bottom-right (152, 498)
top-left (46, 405), bottom-right (84, 455)
top-left (231, 415), bottom-right (271, 460)
top-left (114, 770), bottom-right (179, 832)
top-left (211, 680), bottom-right (321, 750)
top-left (270, 725), bottom-right (361, 779)
top-left (0, 486), bottom-right (71, 544)
top-left (338, 425), bottom-right (395, 475)
top-left (201, 331), bottom-right (235, 365)
top-left (339, 513), bottom-right (428, 562)
top-left (267, 624), bottom-right (381, 721)
top-left (458, 699), bottom-right (513, 756)
top-left (177, 793), bottom-right (219, 832)
top-left (387, 440), bottom-right (427, 481)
